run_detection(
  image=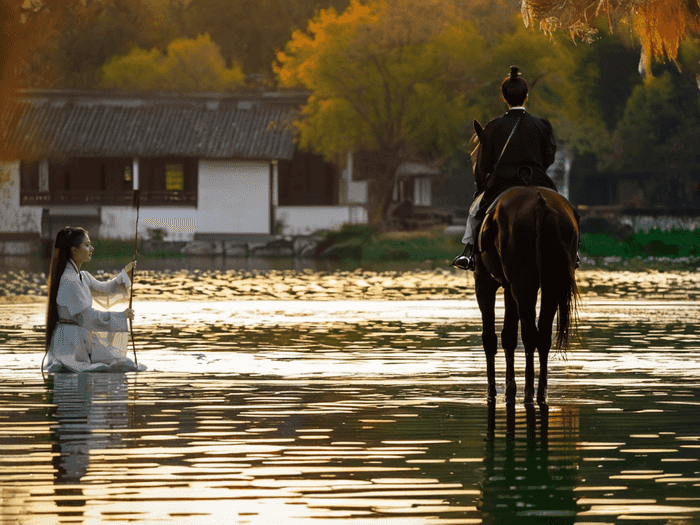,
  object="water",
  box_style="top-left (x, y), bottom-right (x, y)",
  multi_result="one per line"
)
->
top-left (1, 267), bottom-right (700, 524)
